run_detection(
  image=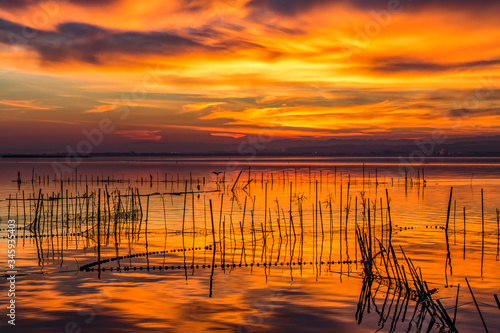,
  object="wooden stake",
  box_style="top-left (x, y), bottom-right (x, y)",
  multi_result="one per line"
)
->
top-left (465, 277), bottom-right (489, 333)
